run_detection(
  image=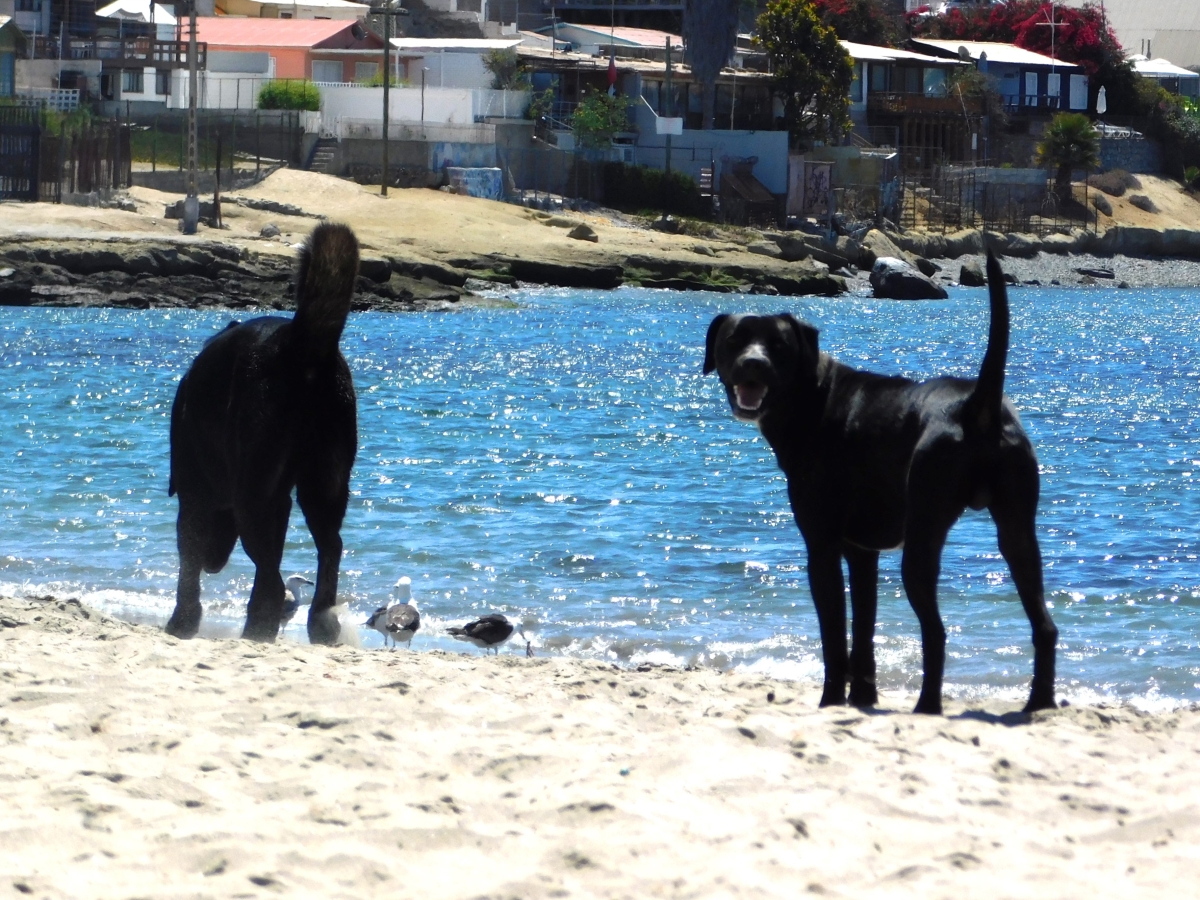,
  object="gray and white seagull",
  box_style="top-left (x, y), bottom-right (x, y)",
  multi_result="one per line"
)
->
top-left (365, 577), bottom-right (420, 650)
